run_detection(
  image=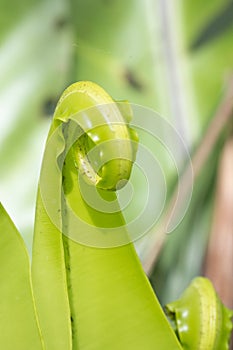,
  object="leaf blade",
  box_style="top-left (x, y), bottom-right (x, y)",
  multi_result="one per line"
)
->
top-left (0, 203), bottom-right (44, 350)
